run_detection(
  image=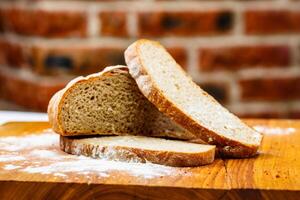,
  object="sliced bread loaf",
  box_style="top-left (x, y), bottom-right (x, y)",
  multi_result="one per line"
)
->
top-left (124, 39), bottom-right (263, 158)
top-left (60, 135), bottom-right (215, 167)
top-left (48, 65), bottom-right (194, 140)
